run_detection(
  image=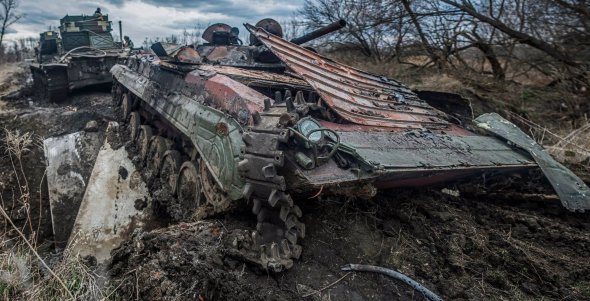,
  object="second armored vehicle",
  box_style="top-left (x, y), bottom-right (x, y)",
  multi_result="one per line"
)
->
top-left (110, 19), bottom-right (590, 272)
top-left (31, 11), bottom-right (126, 101)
